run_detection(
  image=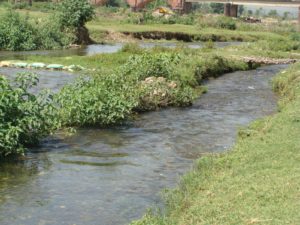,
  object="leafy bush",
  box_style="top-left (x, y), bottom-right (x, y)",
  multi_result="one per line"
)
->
top-left (289, 32), bottom-right (300, 42)
top-left (55, 73), bottom-right (139, 126)
top-left (0, 73), bottom-right (58, 157)
top-left (121, 53), bottom-right (181, 81)
top-left (0, 11), bottom-right (75, 51)
top-left (37, 16), bottom-right (76, 50)
top-left (0, 11), bottom-right (37, 51)
top-left (57, 0), bottom-right (94, 29)
top-left (216, 16), bottom-right (236, 30)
